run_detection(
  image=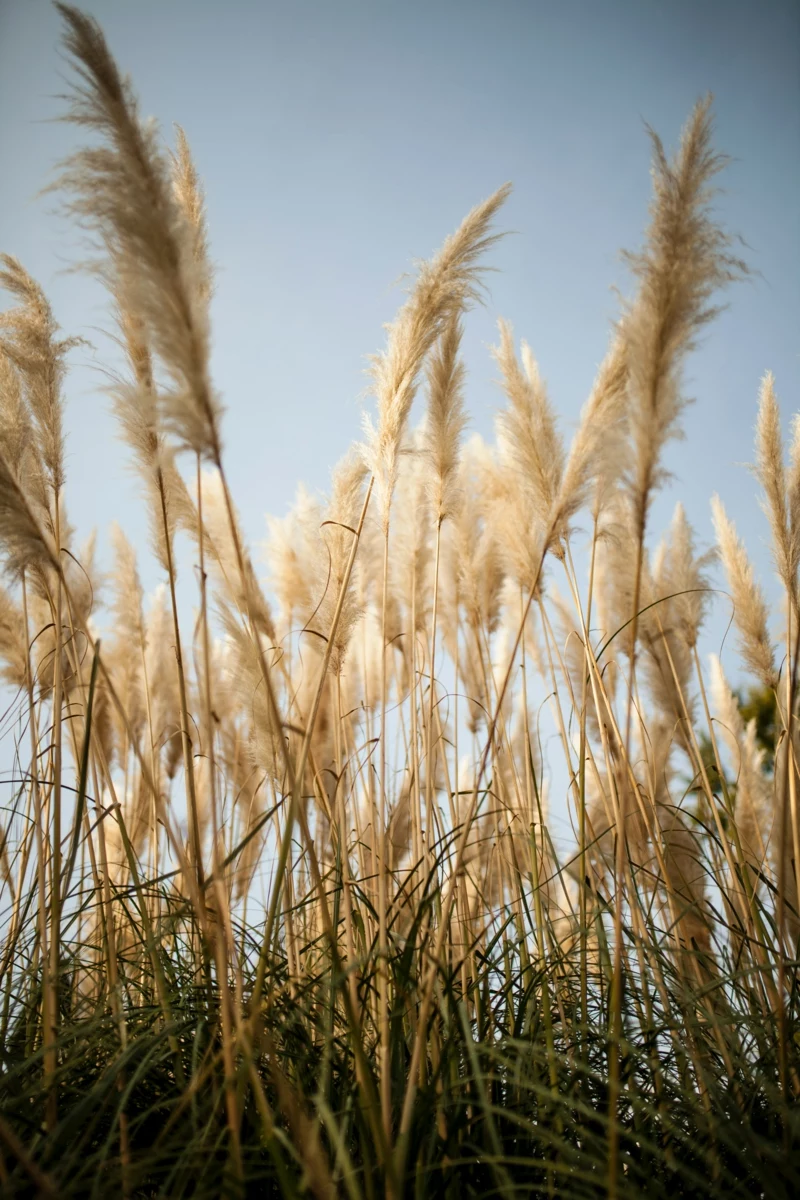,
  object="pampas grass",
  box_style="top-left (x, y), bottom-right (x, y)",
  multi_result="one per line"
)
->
top-left (0, 8), bottom-right (797, 1199)
top-left (711, 494), bottom-right (778, 689)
